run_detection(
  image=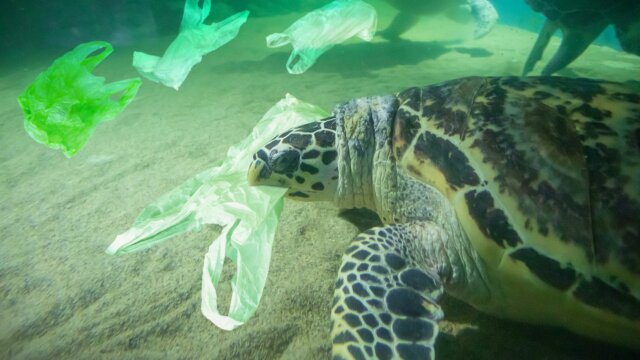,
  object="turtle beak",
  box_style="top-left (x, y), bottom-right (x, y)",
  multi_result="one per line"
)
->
top-left (247, 158), bottom-right (271, 186)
